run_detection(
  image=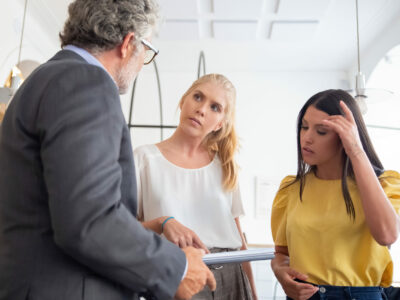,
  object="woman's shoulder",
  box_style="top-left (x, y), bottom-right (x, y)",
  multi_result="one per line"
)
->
top-left (278, 175), bottom-right (298, 190)
top-left (379, 171), bottom-right (400, 210)
top-left (133, 144), bottom-right (161, 167)
top-left (272, 175), bottom-right (298, 207)
top-left (379, 170), bottom-right (400, 179)
top-left (133, 144), bottom-right (157, 156)
top-left (379, 170), bottom-right (400, 188)
top-left (281, 174), bottom-right (297, 183)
